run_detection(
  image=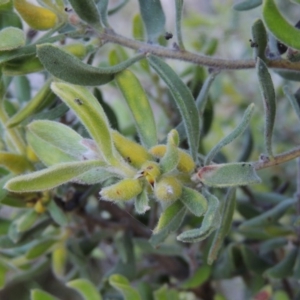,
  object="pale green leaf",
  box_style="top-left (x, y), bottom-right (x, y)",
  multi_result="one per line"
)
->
top-left (51, 82), bottom-right (117, 164)
top-left (0, 27), bottom-right (24, 51)
top-left (109, 274), bottom-right (141, 300)
top-left (67, 279), bottom-right (102, 300)
top-left (233, 0), bottom-right (262, 11)
top-left (26, 238), bottom-right (57, 259)
top-left (47, 200), bottom-right (68, 227)
top-left (5, 160), bottom-right (105, 193)
top-left (31, 289), bottom-right (59, 300)
top-left (180, 187), bottom-right (207, 217)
